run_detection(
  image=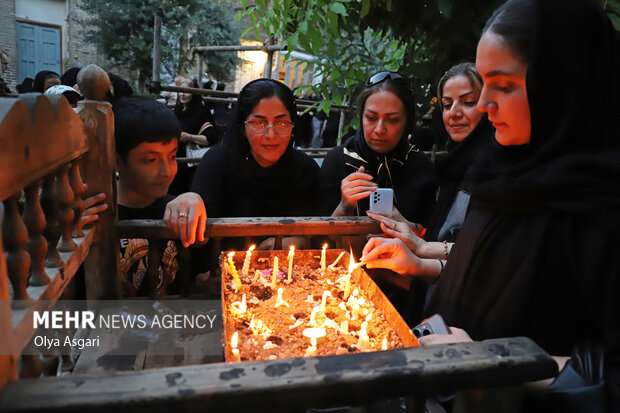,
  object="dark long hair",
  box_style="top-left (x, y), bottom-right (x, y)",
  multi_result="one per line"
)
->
top-left (224, 78), bottom-right (298, 151)
top-left (357, 74), bottom-right (415, 135)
